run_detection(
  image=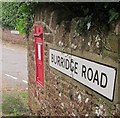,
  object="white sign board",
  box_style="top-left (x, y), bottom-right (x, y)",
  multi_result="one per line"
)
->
top-left (11, 30), bottom-right (19, 35)
top-left (49, 49), bottom-right (117, 101)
